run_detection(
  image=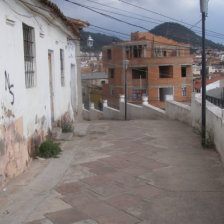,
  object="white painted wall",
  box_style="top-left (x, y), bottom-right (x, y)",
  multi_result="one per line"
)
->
top-left (0, 0), bottom-right (80, 137)
top-left (166, 93), bottom-right (224, 162)
top-left (83, 96), bottom-right (166, 121)
top-left (0, 0), bottom-right (81, 186)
